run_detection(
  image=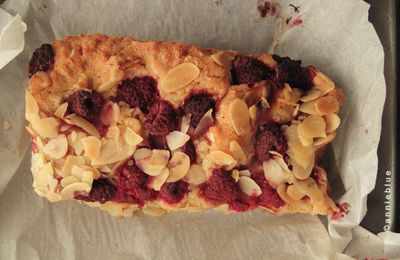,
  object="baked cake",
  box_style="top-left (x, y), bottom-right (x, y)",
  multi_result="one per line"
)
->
top-left (25, 34), bottom-right (344, 217)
